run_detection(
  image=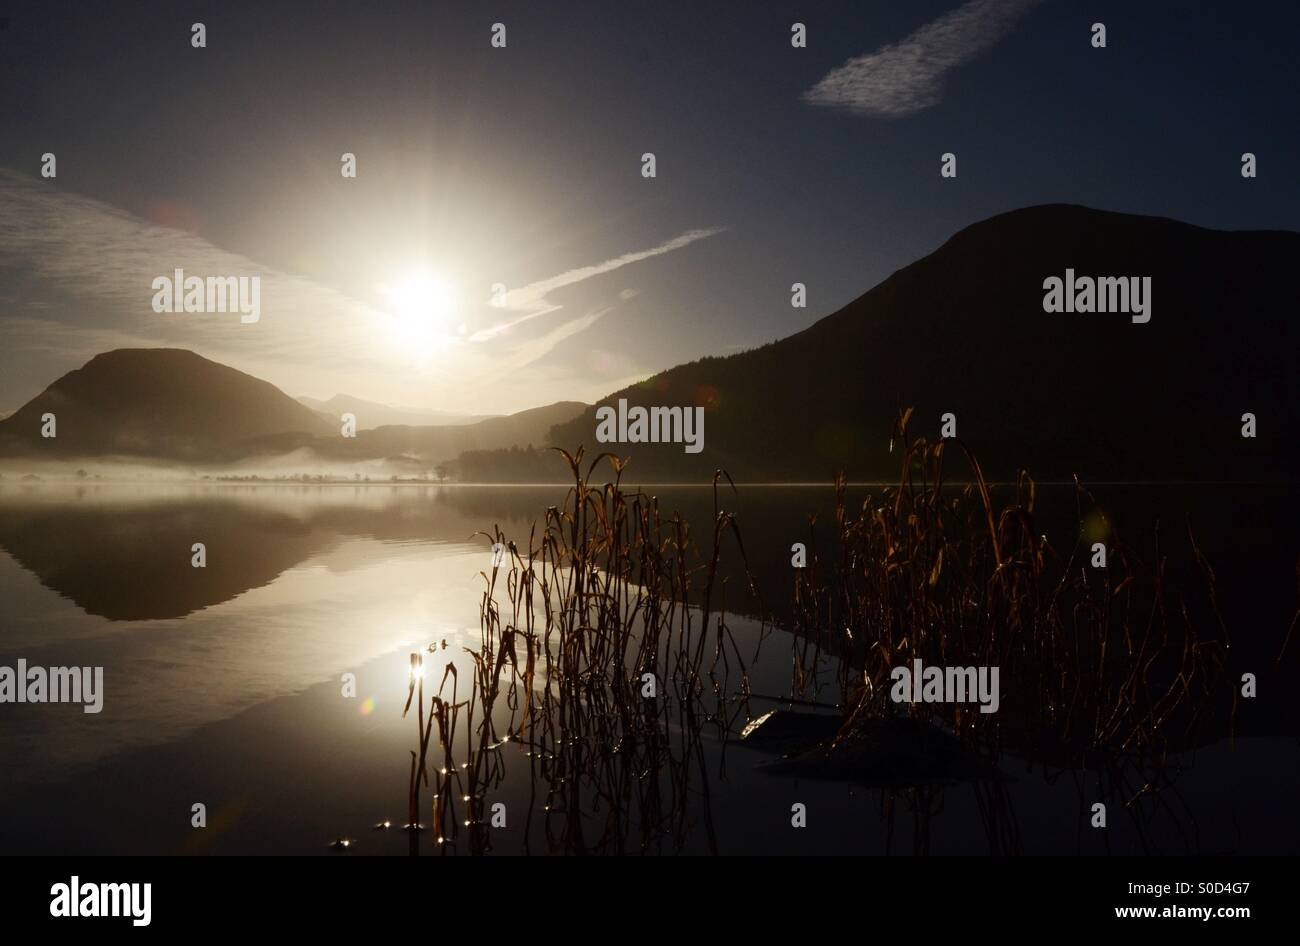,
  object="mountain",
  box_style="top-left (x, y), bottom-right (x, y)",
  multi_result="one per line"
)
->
top-left (312, 401), bottom-right (588, 465)
top-left (0, 347), bottom-right (586, 466)
top-left (295, 394), bottom-right (493, 429)
top-left (0, 348), bottom-right (333, 460)
top-left (547, 205), bottom-right (1300, 483)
